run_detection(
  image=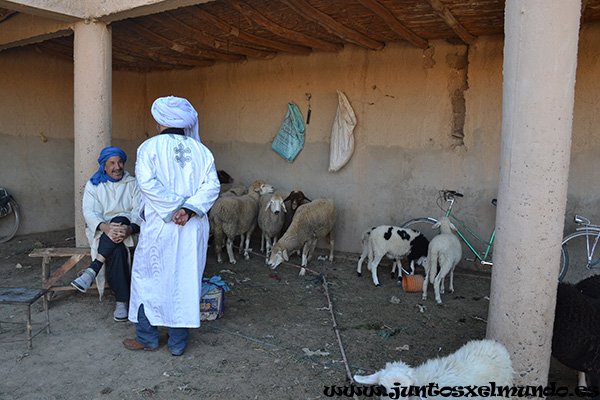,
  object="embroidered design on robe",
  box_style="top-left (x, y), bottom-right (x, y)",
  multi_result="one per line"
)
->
top-left (174, 143), bottom-right (192, 168)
